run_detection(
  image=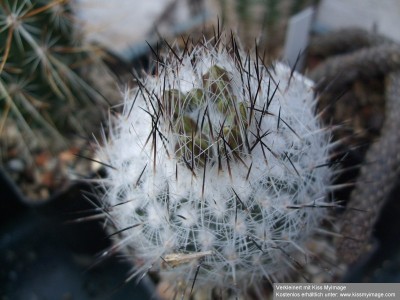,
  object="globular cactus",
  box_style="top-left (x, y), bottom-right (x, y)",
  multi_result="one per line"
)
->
top-left (0, 0), bottom-right (111, 152)
top-left (96, 35), bottom-right (333, 298)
